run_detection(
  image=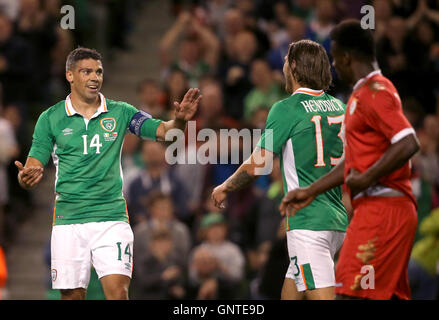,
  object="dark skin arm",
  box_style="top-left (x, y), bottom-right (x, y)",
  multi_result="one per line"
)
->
top-left (279, 159), bottom-right (345, 216)
top-left (345, 133), bottom-right (419, 195)
top-left (280, 134), bottom-right (420, 216)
